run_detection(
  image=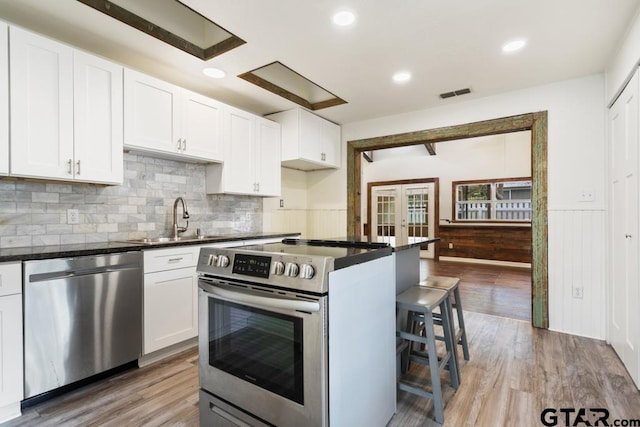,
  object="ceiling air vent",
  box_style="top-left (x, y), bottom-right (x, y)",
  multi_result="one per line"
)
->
top-left (439, 88), bottom-right (471, 99)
